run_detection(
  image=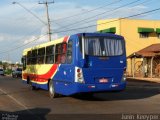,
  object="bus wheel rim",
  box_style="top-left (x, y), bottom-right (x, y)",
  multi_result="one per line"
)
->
top-left (49, 83), bottom-right (53, 94)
